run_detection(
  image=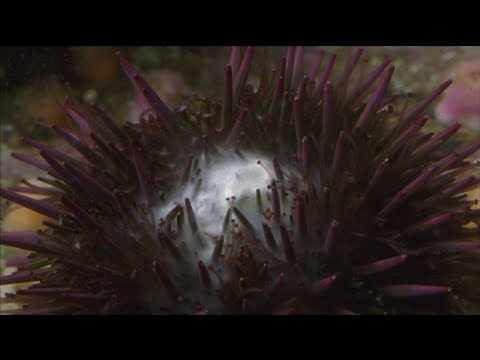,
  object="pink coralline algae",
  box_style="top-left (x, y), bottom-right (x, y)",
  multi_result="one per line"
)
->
top-left (436, 59), bottom-right (480, 131)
